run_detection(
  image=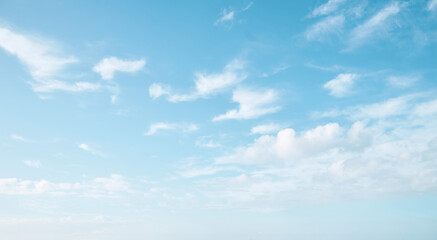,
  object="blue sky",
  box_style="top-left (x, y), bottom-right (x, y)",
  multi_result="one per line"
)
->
top-left (1, 0), bottom-right (437, 239)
